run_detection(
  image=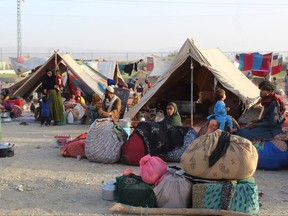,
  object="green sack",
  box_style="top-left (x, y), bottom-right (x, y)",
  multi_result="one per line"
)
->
top-left (115, 174), bottom-right (156, 207)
